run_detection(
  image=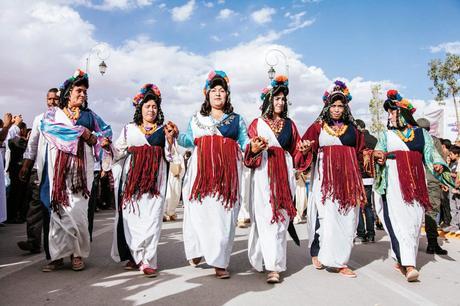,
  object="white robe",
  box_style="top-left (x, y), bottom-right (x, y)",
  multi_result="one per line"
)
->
top-left (248, 119), bottom-right (296, 272)
top-left (182, 113), bottom-right (242, 269)
top-left (164, 152), bottom-right (185, 217)
top-left (38, 108), bottom-right (94, 260)
top-left (307, 128), bottom-right (359, 268)
top-left (238, 166), bottom-right (251, 221)
top-left (110, 123), bottom-right (172, 269)
top-left (374, 131), bottom-right (425, 267)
